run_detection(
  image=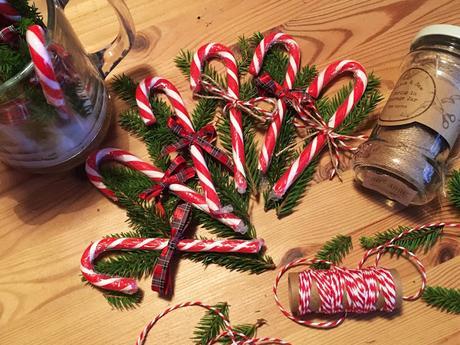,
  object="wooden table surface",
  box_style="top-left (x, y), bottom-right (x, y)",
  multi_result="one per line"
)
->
top-left (2, 0), bottom-right (460, 344)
